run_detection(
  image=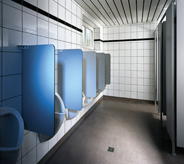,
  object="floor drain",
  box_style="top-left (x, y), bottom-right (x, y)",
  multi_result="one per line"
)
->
top-left (135, 102), bottom-right (143, 105)
top-left (108, 147), bottom-right (114, 152)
